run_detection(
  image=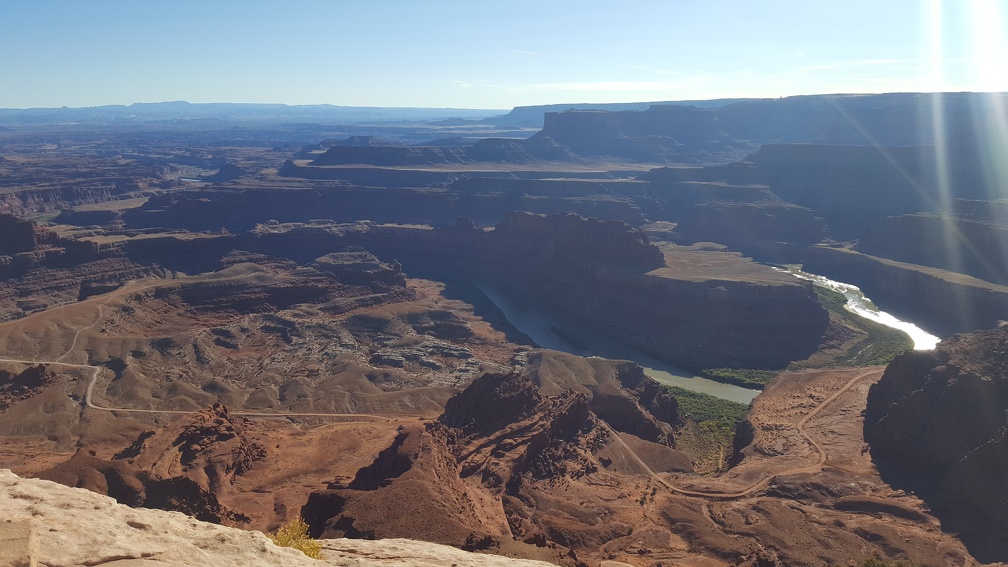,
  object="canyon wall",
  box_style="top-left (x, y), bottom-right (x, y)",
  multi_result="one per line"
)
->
top-left (357, 213), bottom-right (828, 370)
top-left (865, 327), bottom-right (1008, 563)
top-left (804, 246), bottom-right (1008, 337)
top-left (858, 213), bottom-right (1008, 285)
